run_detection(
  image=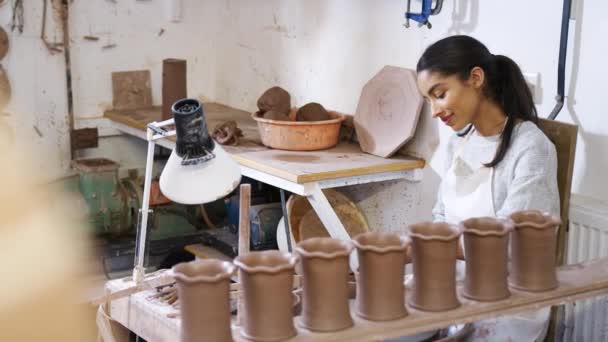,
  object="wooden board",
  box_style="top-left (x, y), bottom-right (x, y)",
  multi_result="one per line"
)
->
top-left (104, 104), bottom-right (425, 184)
top-left (230, 142), bottom-right (425, 183)
top-left (111, 70), bottom-right (153, 110)
top-left (104, 258), bottom-right (608, 342)
top-left (354, 66), bottom-right (423, 158)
